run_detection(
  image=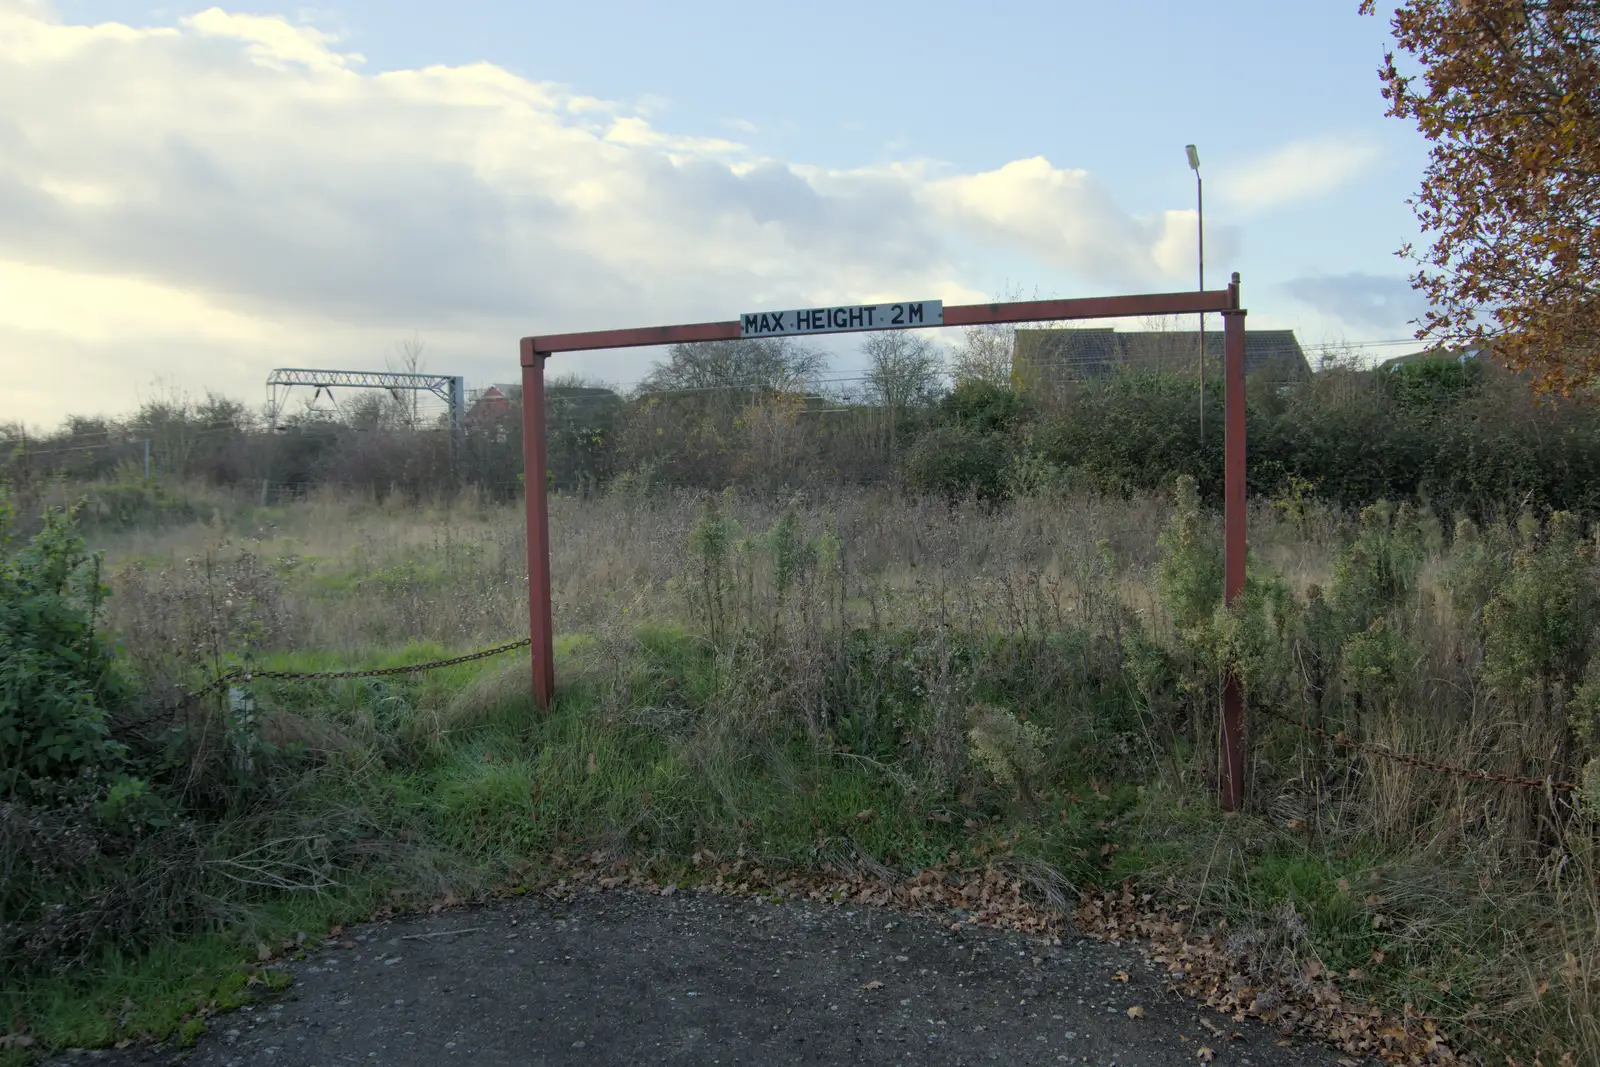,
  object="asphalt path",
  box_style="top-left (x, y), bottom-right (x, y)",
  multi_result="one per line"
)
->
top-left (47, 890), bottom-right (1358, 1066)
